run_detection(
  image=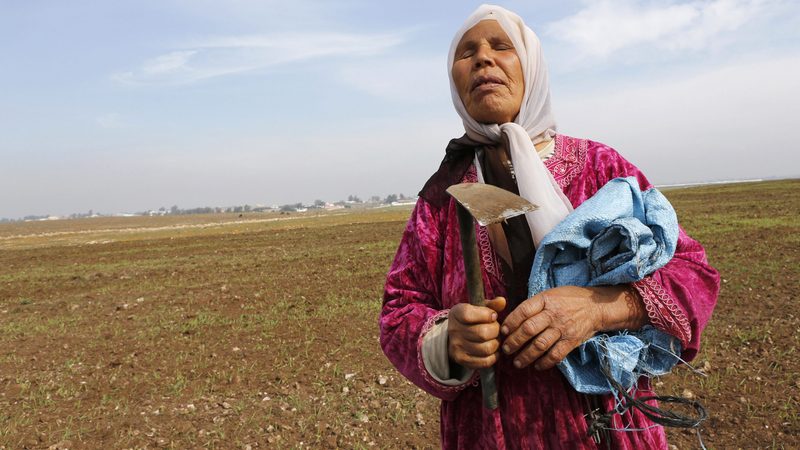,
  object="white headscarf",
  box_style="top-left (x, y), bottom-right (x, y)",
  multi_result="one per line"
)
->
top-left (448, 4), bottom-right (573, 247)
